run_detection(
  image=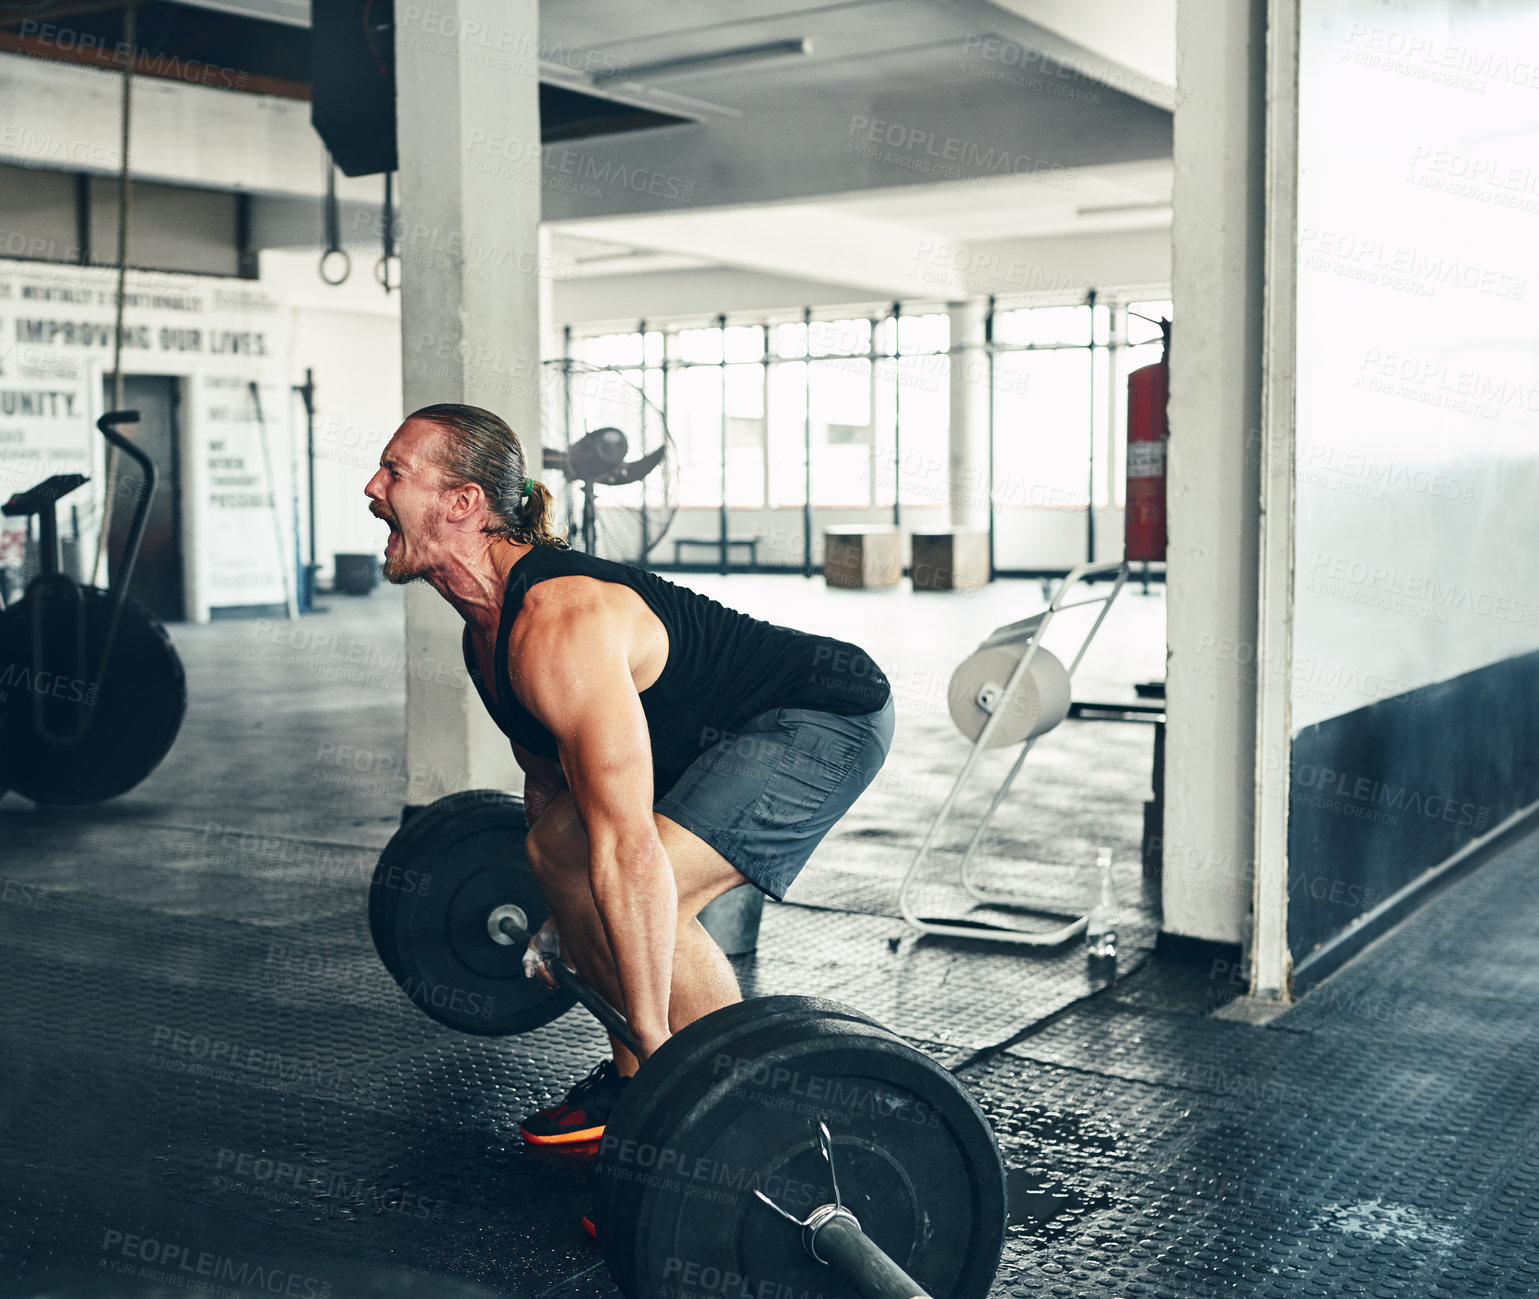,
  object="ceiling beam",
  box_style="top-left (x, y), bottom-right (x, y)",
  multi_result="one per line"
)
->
top-left (170, 0), bottom-right (309, 27)
top-left (558, 205), bottom-right (974, 300)
top-left (965, 0), bottom-right (1178, 110)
